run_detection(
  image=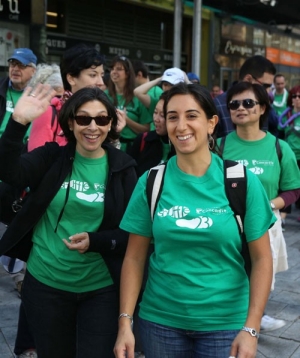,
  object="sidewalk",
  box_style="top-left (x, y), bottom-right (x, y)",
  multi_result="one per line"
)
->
top-left (0, 209), bottom-right (300, 358)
